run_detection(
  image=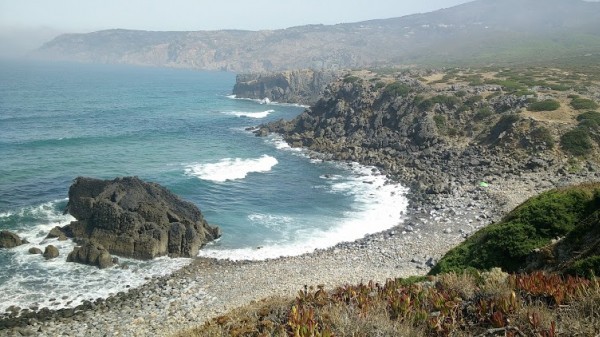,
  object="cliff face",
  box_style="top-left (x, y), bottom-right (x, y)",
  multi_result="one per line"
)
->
top-left (232, 70), bottom-right (341, 105)
top-left (33, 0), bottom-right (600, 72)
top-left (256, 67), bottom-right (600, 198)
